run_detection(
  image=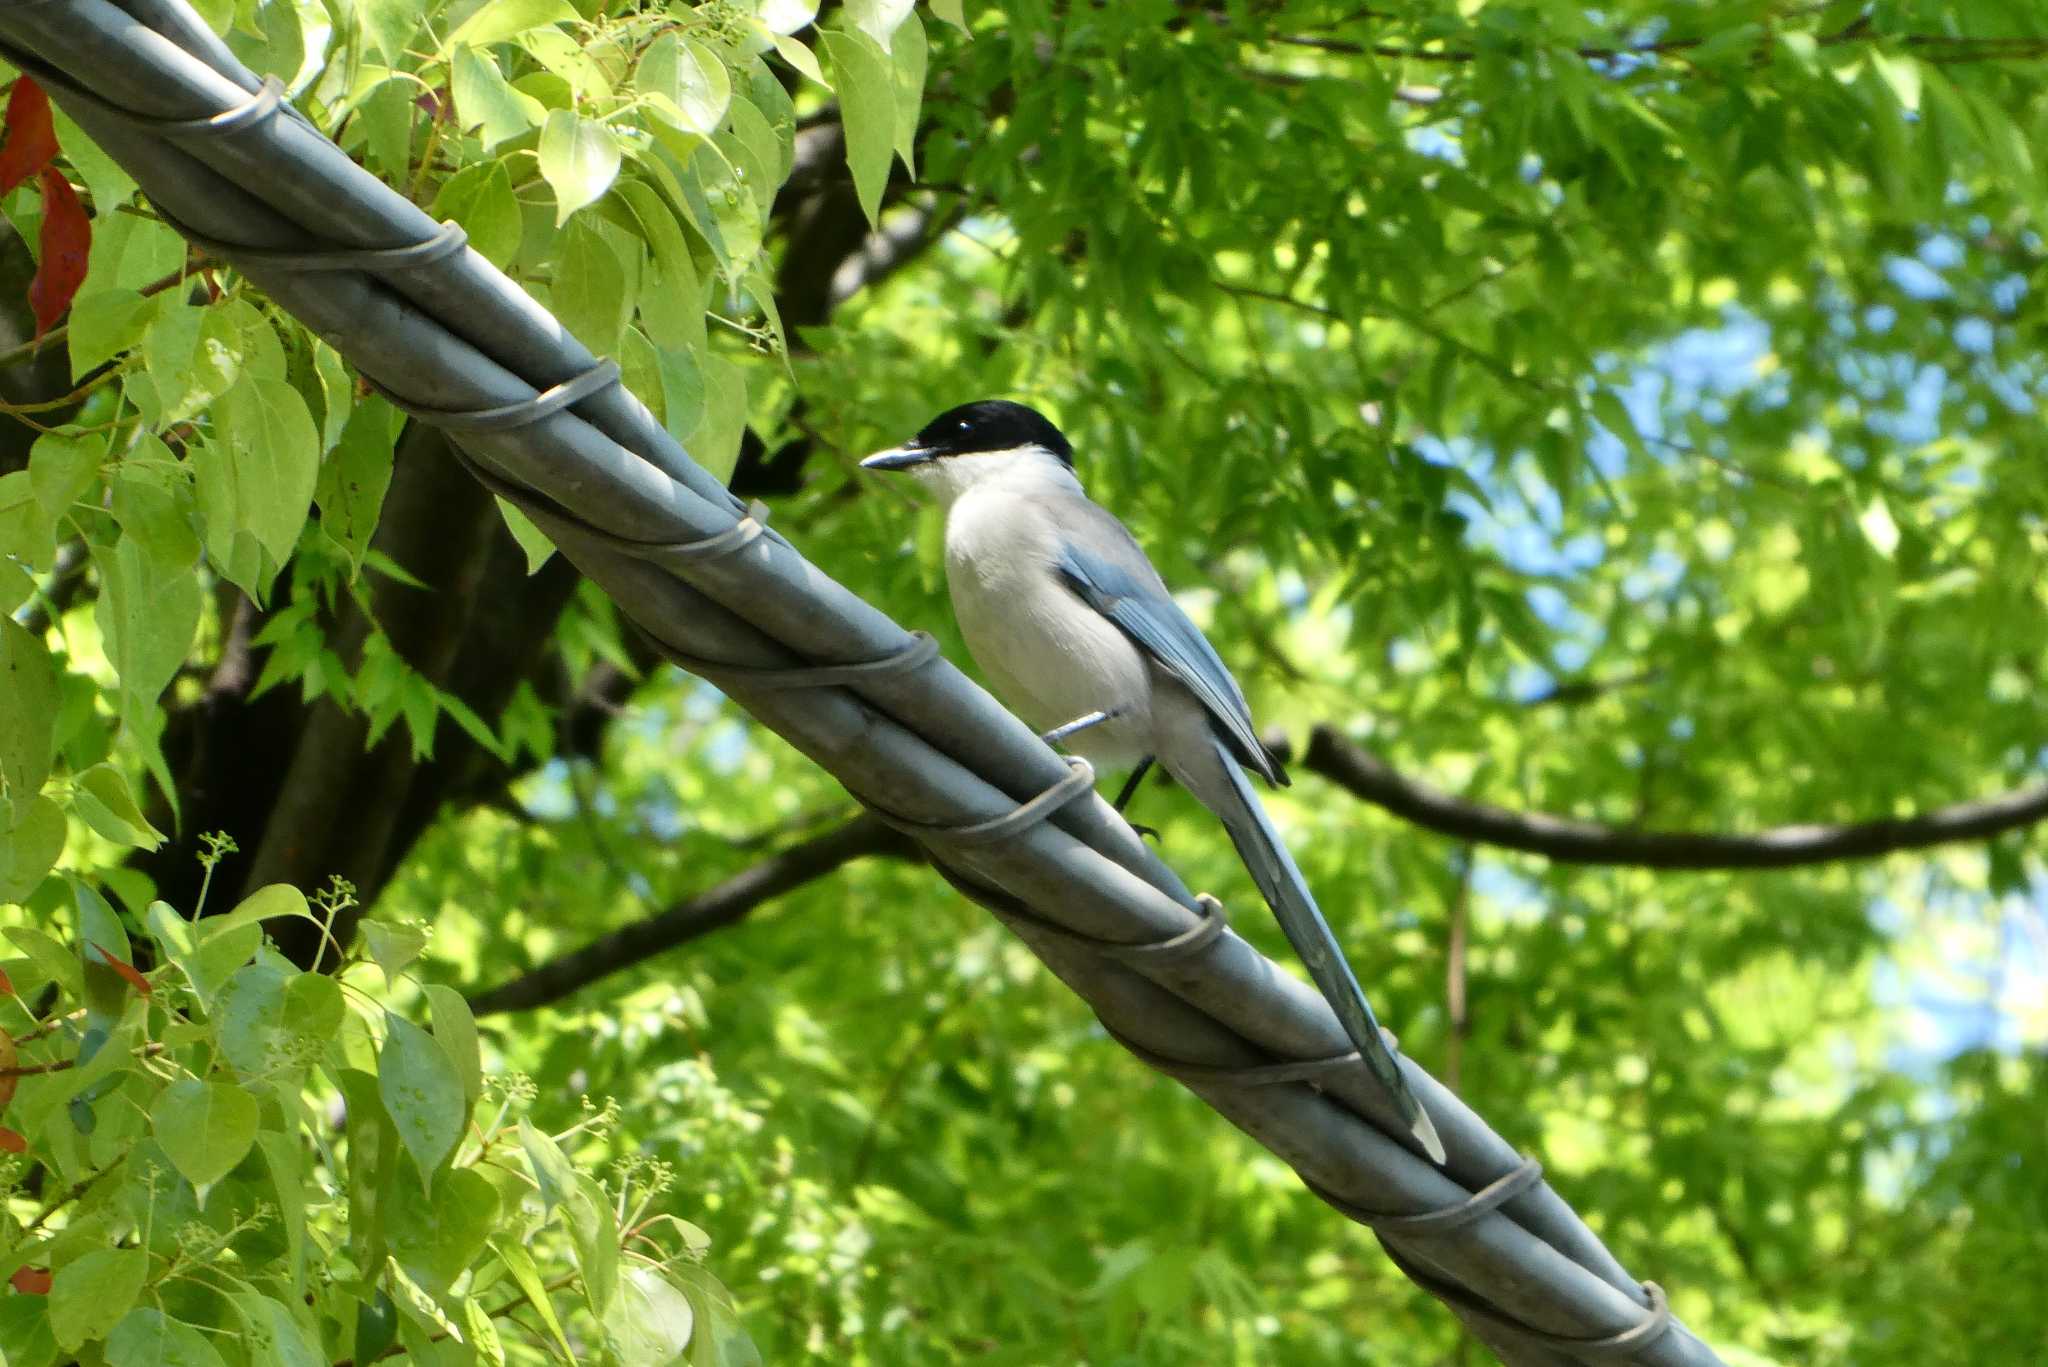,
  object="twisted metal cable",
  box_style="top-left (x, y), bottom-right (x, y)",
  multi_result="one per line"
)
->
top-left (0, 3), bottom-right (1728, 1361)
